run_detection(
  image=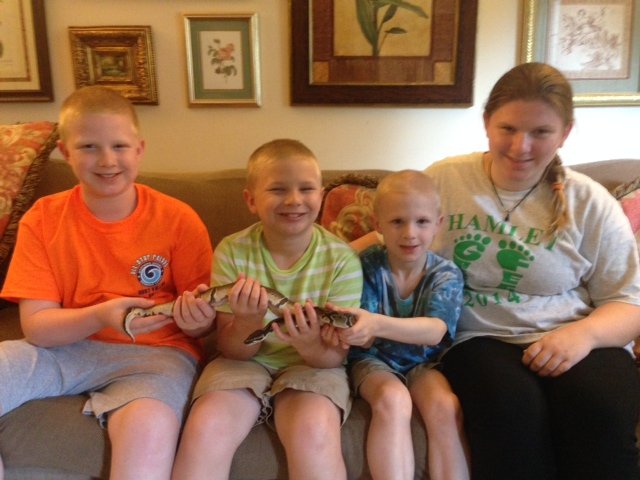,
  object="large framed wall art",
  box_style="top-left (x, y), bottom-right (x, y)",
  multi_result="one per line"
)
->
top-left (291, 0), bottom-right (478, 106)
top-left (0, 0), bottom-right (53, 102)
